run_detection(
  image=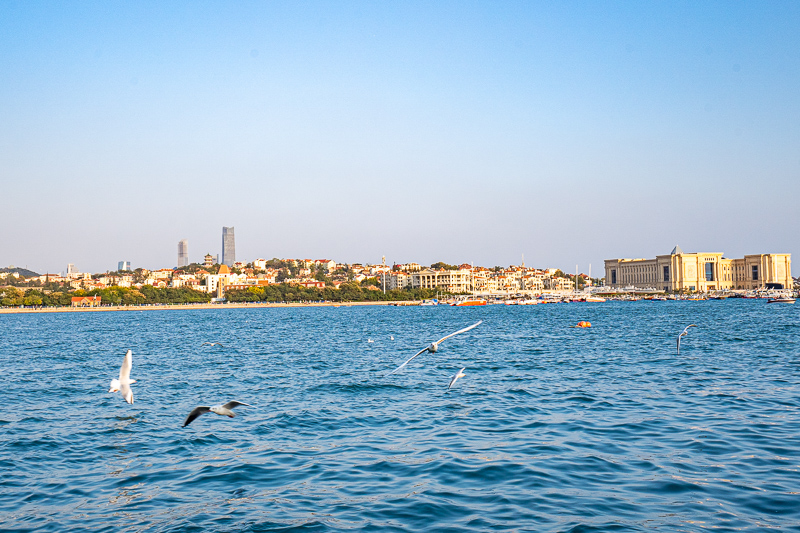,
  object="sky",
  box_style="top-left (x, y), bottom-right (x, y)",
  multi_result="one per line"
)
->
top-left (2, 1), bottom-right (799, 276)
